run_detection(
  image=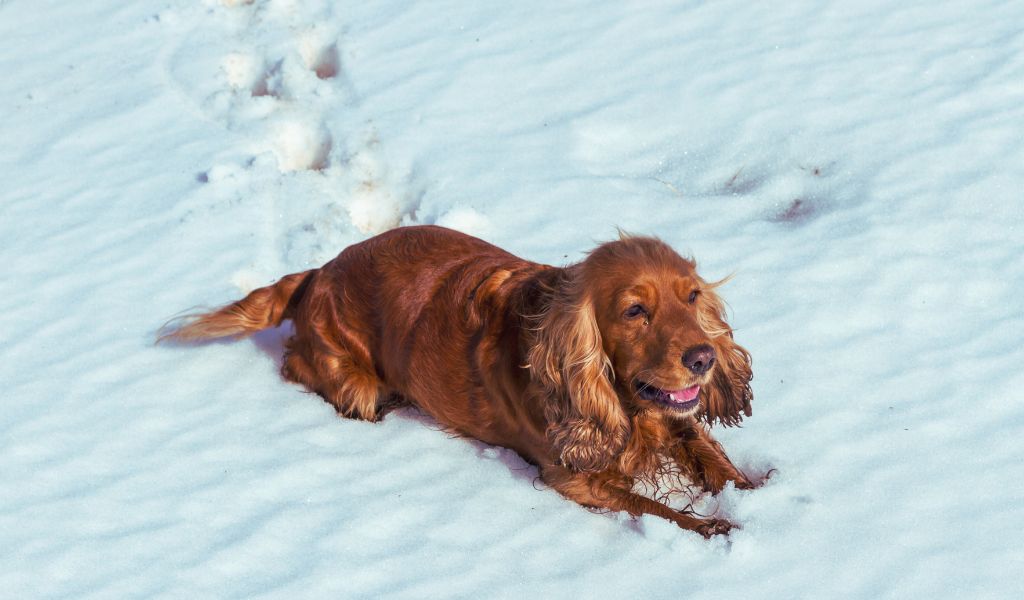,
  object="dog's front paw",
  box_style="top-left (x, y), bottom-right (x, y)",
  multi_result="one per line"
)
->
top-left (695, 517), bottom-right (735, 538)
